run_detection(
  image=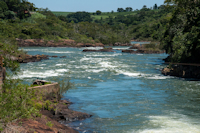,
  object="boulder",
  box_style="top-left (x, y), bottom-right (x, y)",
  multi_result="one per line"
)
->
top-left (17, 54), bottom-right (49, 63)
top-left (32, 80), bottom-right (50, 86)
